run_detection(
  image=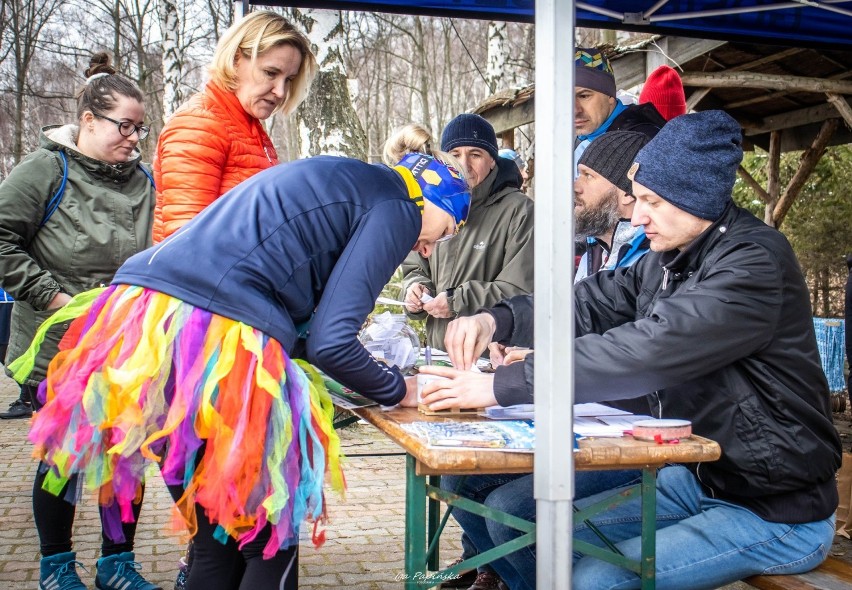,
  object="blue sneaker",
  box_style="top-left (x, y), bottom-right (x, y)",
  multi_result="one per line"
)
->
top-left (95, 552), bottom-right (163, 590)
top-left (173, 556), bottom-right (188, 590)
top-left (39, 551), bottom-right (87, 590)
